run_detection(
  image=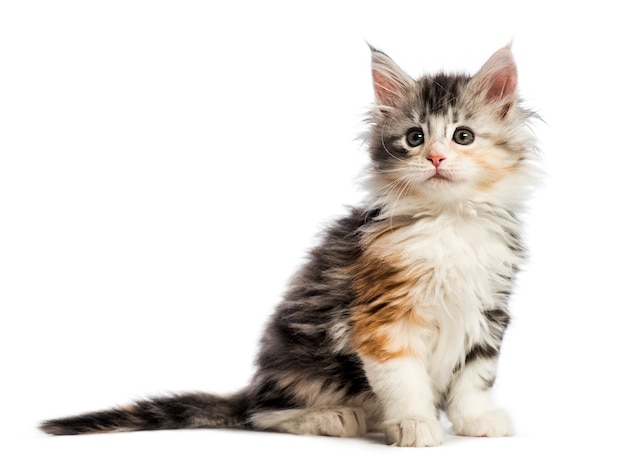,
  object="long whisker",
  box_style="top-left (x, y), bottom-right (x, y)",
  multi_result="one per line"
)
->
top-left (380, 120), bottom-right (403, 161)
top-left (370, 169), bottom-right (416, 232)
top-left (389, 176), bottom-right (416, 230)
